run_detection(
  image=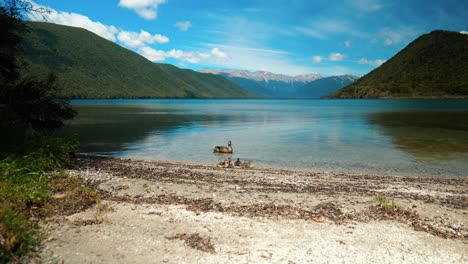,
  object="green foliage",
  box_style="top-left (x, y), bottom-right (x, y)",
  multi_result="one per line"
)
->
top-left (0, 2), bottom-right (84, 261)
top-left (0, 5), bottom-right (21, 85)
top-left (329, 30), bottom-right (468, 98)
top-left (21, 22), bottom-right (254, 99)
top-left (1, 3), bottom-right (76, 151)
top-left (0, 206), bottom-right (36, 263)
top-left (1, 73), bottom-right (76, 132)
top-left (374, 195), bottom-right (398, 212)
top-left (0, 134), bottom-right (78, 262)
